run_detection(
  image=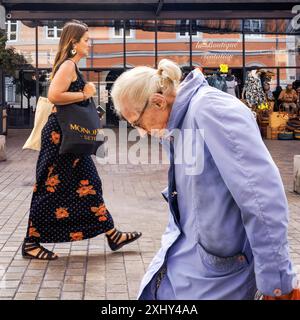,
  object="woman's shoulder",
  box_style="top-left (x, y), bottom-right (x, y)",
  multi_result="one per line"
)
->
top-left (57, 59), bottom-right (77, 73)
